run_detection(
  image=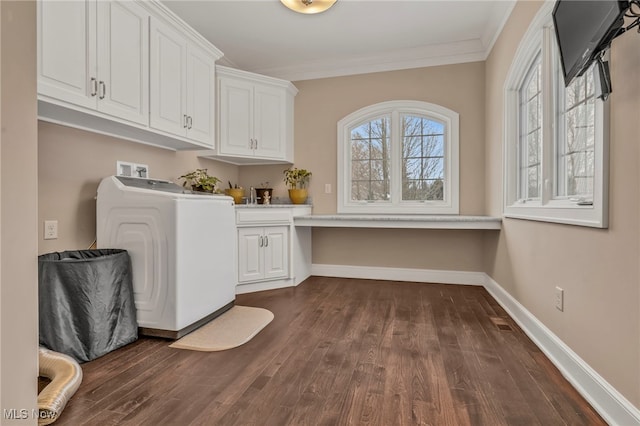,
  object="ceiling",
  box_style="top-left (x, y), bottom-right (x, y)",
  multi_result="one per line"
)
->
top-left (162, 0), bottom-right (516, 82)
